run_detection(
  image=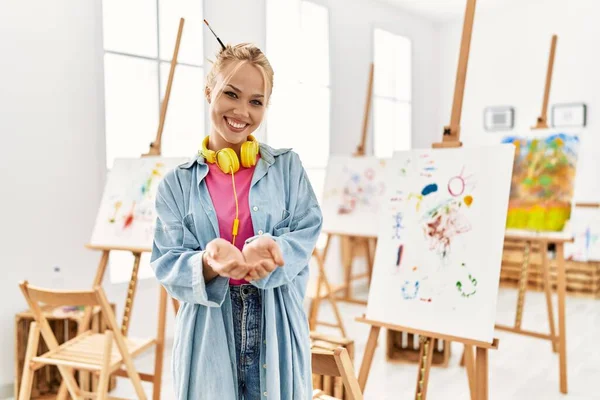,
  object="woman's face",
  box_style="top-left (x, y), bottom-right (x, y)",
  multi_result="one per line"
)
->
top-left (208, 61), bottom-right (267, 147)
